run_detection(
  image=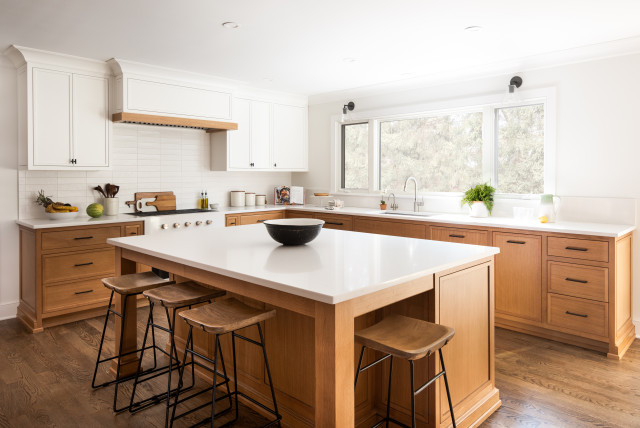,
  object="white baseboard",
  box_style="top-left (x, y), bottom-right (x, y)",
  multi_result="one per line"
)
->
top-left (0, 301), bottom-right (18, 321)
